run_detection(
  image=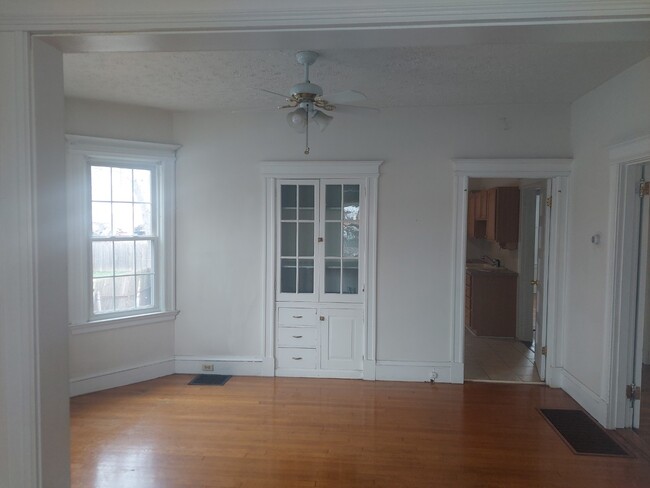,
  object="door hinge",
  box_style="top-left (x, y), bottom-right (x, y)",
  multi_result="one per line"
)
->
top-left (541, 346), bottom-right (547, 356)
top-left (626, 384), bottom-right (641, 401)
top-left (545, 196), bottom-right (552, 208)
top-left (640, 180), bottom-right (650, 198)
